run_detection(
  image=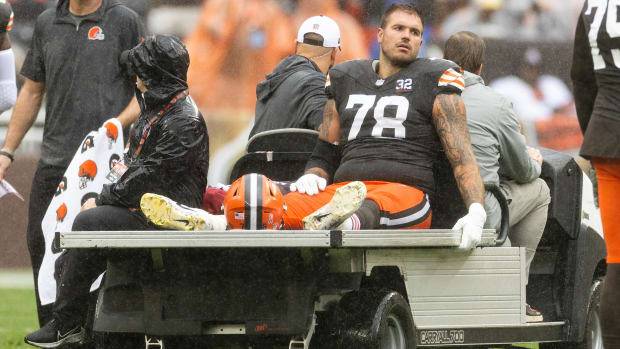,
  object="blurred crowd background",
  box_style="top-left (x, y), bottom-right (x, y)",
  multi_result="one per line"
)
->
top-left (0, 0), bottom-right (584, 268)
